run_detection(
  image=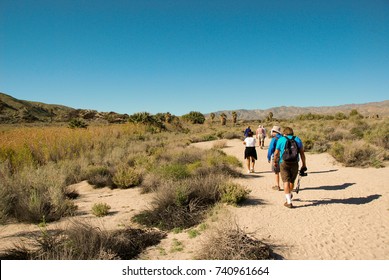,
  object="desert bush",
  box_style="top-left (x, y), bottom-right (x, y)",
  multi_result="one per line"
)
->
top-left (91, 203), bottom-right (111, 217)
top-left (84, 166), bottom-right (114, 188)
top-left (364, 119), bottom-right (389, 149)
top-left (112, 165), bottom-right (142, 188)
top-left (156, 163), bottom-right (191, 180)
top-left (219, 182), bottom-right (251, 205)
top-left (0, 164), bottom-right (77, 223)
top-left (329, 141), bottom-right (384, 168)
top-left (196, 220), bottom-right (272, 260)
top-left (128, 112), bottom-right (166, 131)
top-left (213, 140), bottom-right (228, 149)
top-left (133, 175), bottom-right (247, 230)
top-left (0, 221), bottom-right (166, 260)
top-left (68, 118), bottom-right (88, 129)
